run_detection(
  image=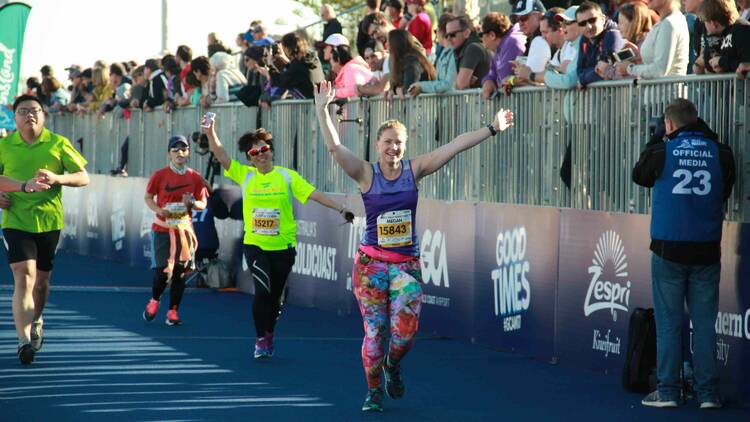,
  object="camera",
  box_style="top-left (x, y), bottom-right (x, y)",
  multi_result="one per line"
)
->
top-left (648, 115), bottom-right (666, 140)
top-left (190, 131), bottom-right (210, 155)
